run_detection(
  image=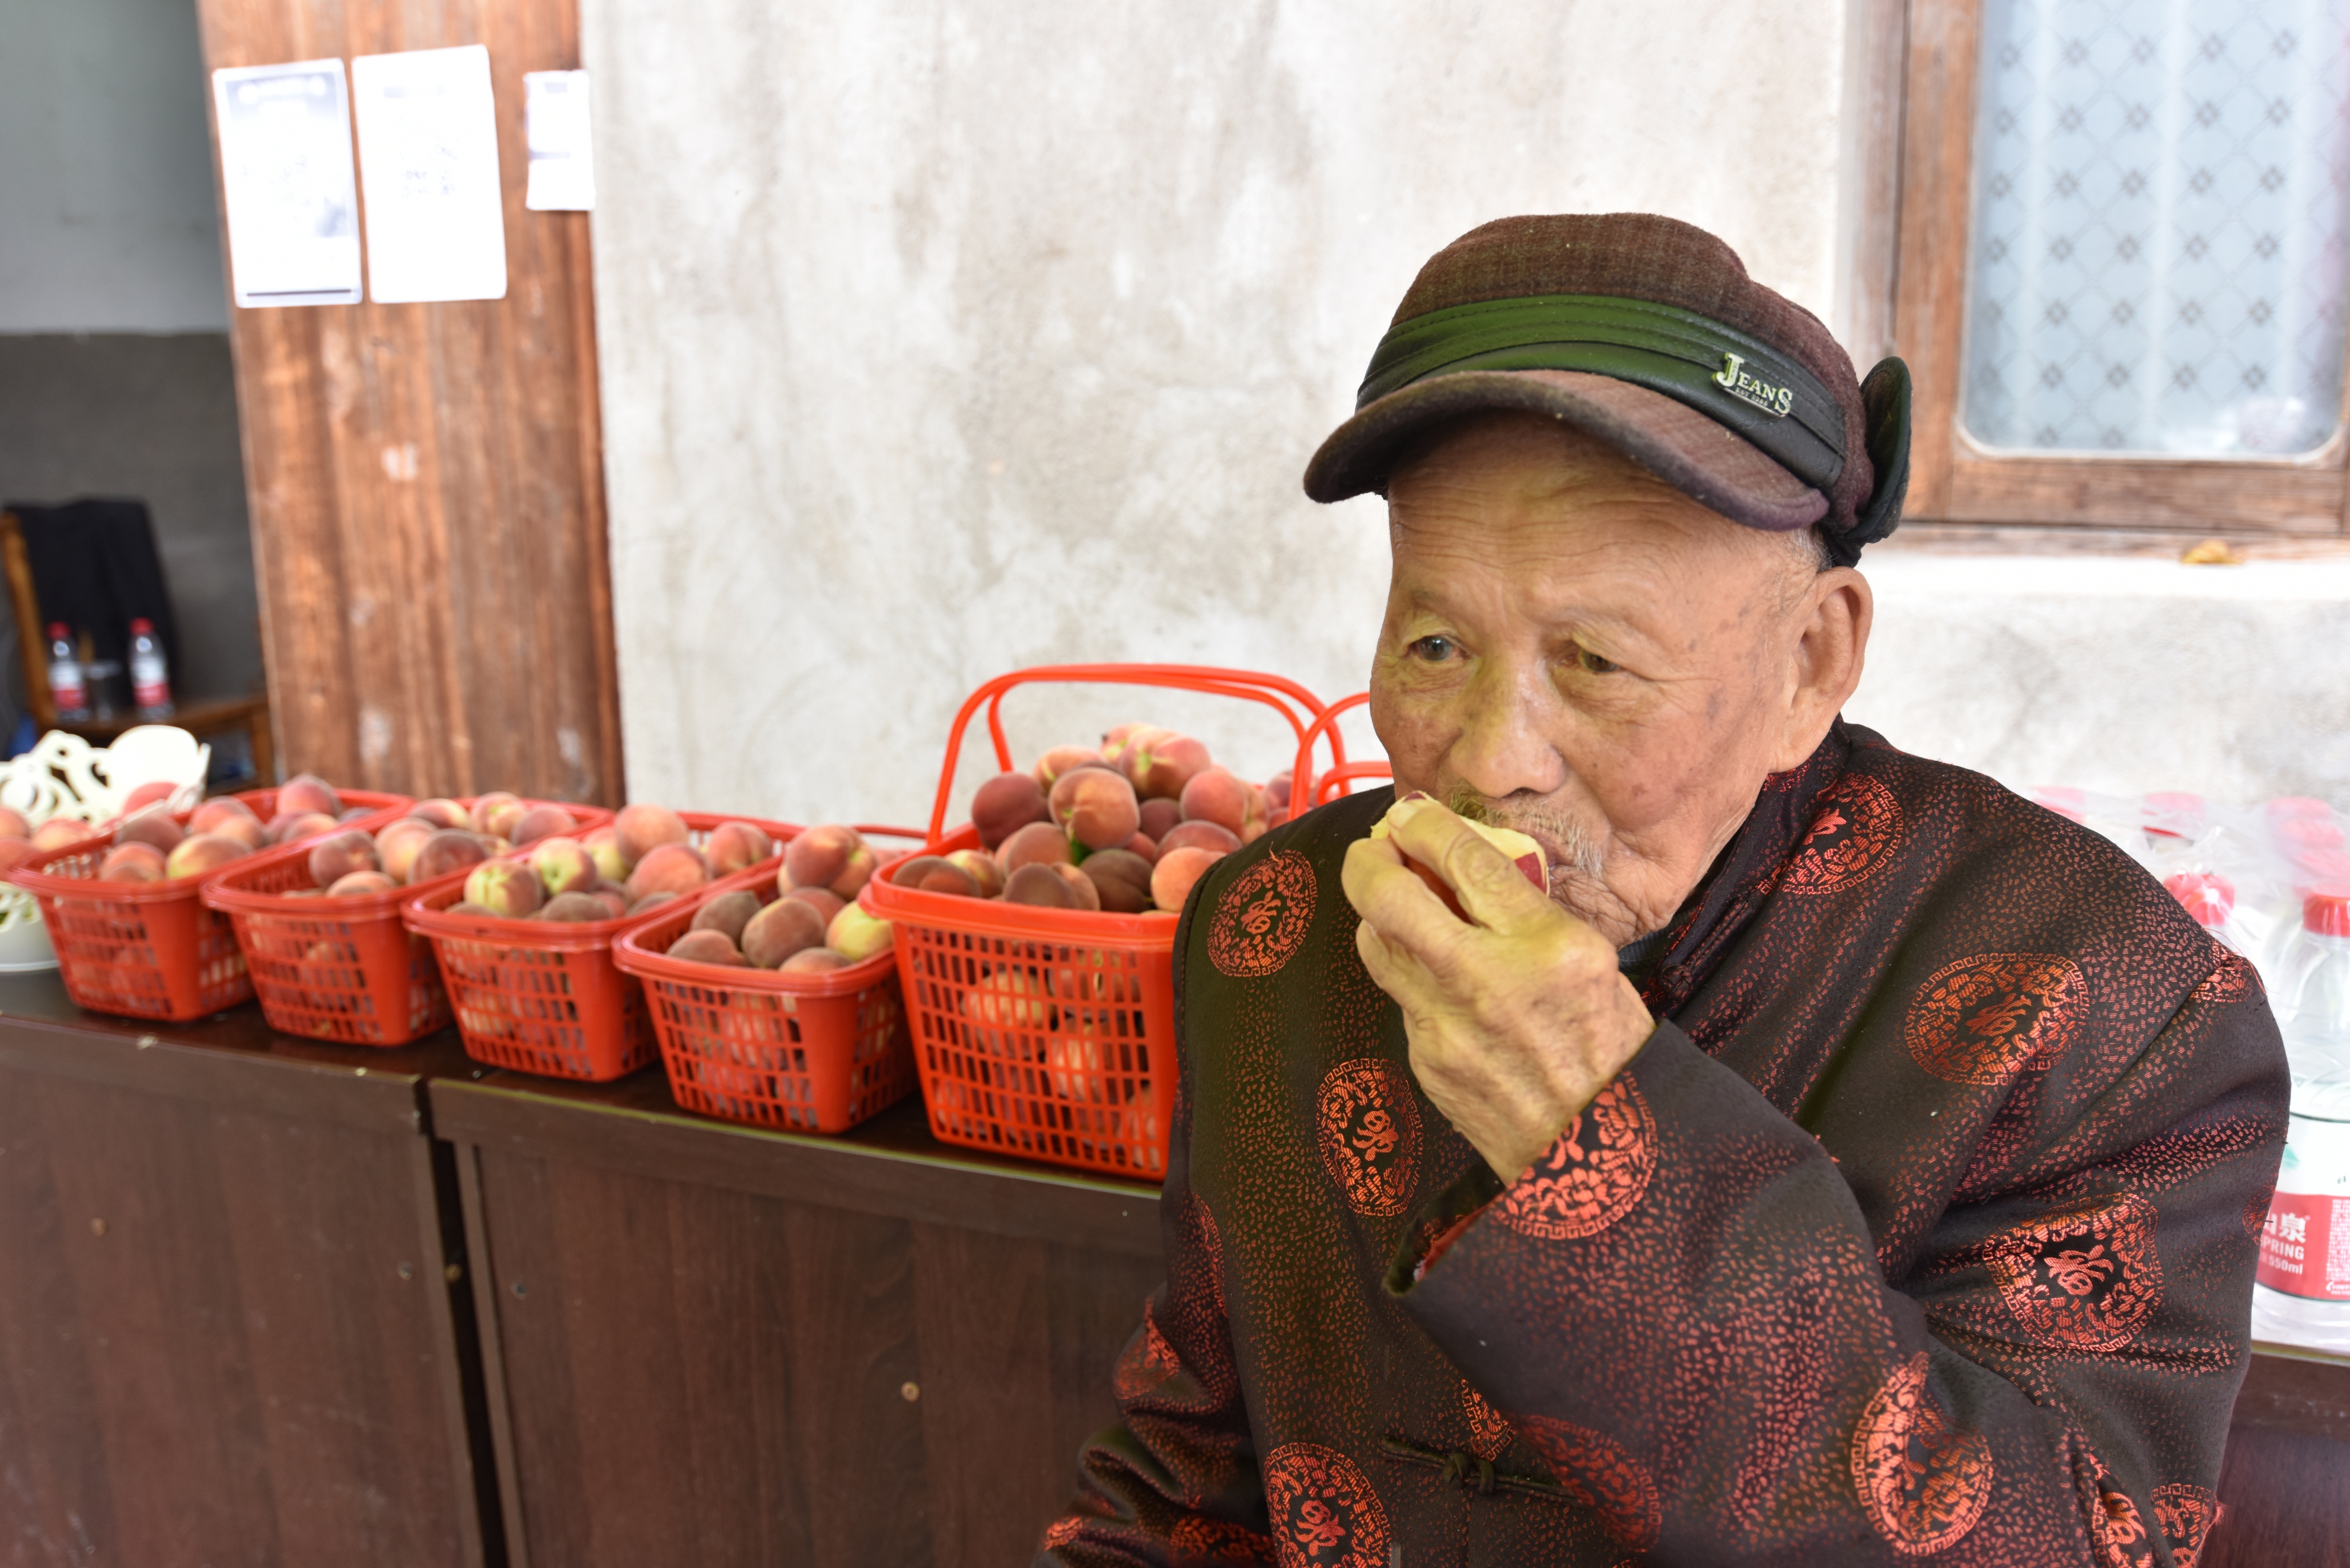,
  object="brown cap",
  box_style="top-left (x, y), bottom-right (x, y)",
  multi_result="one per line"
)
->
top-left (1303, 213), bottom-right (1910, 566)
